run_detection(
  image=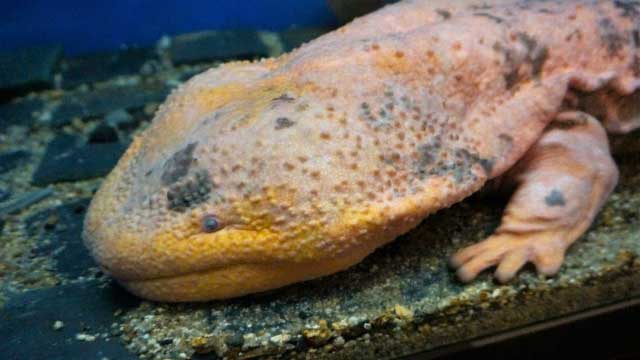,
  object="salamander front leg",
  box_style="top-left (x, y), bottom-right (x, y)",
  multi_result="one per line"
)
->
top-left (450, 111), bottom-right (619, 283)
